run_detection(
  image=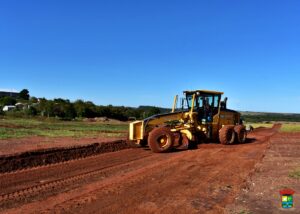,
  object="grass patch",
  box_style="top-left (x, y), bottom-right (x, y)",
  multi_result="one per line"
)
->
top-left (0, 118), bottom-right (128, 139)
top-left (246, 123), bottom-right (273, 128)
top-left (244, 122), bottom-right (300, 132)
top-left (289, 168), bottom-right (300, 179)
top-left (238, 210), bottom-right (252, 214)
top-left (280, 124), bottom-right (300, 132)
